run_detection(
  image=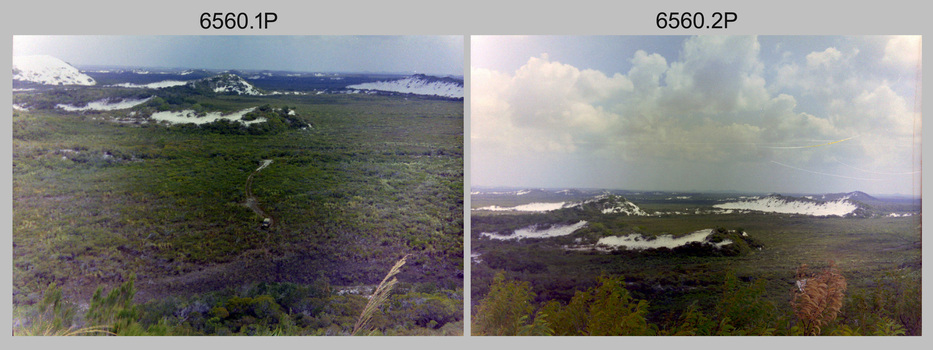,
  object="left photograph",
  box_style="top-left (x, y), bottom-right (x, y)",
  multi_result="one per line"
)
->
top-left (12, 35), bottom-right (464, 336)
